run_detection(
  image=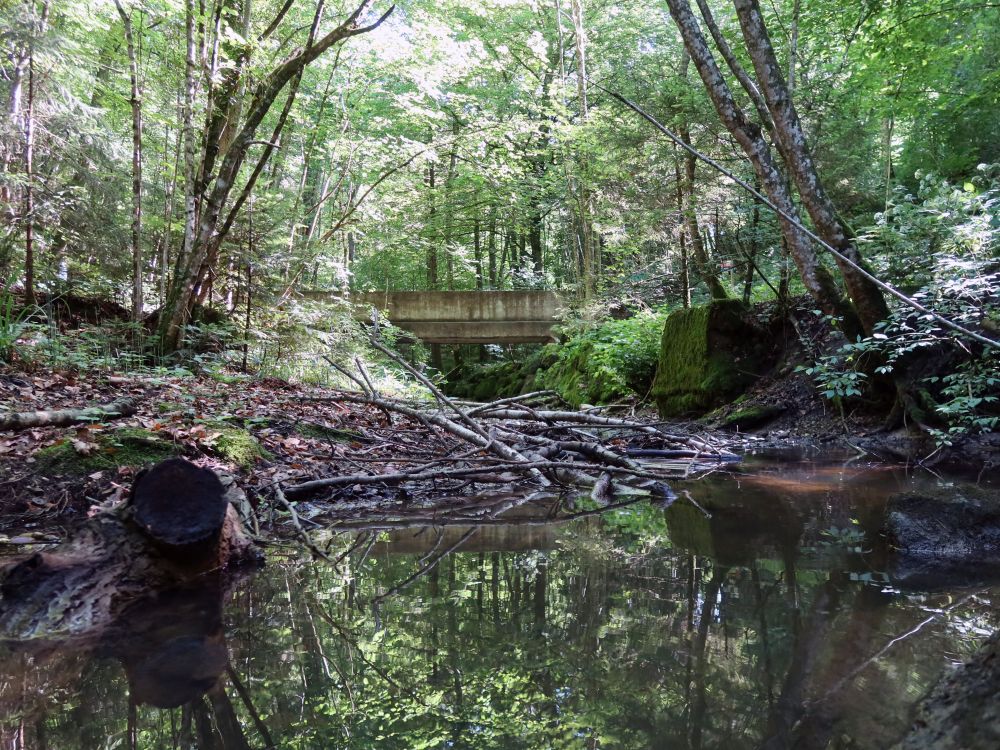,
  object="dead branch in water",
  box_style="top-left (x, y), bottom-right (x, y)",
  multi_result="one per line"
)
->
top-left (276, 331), bottom-right (736, 535)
